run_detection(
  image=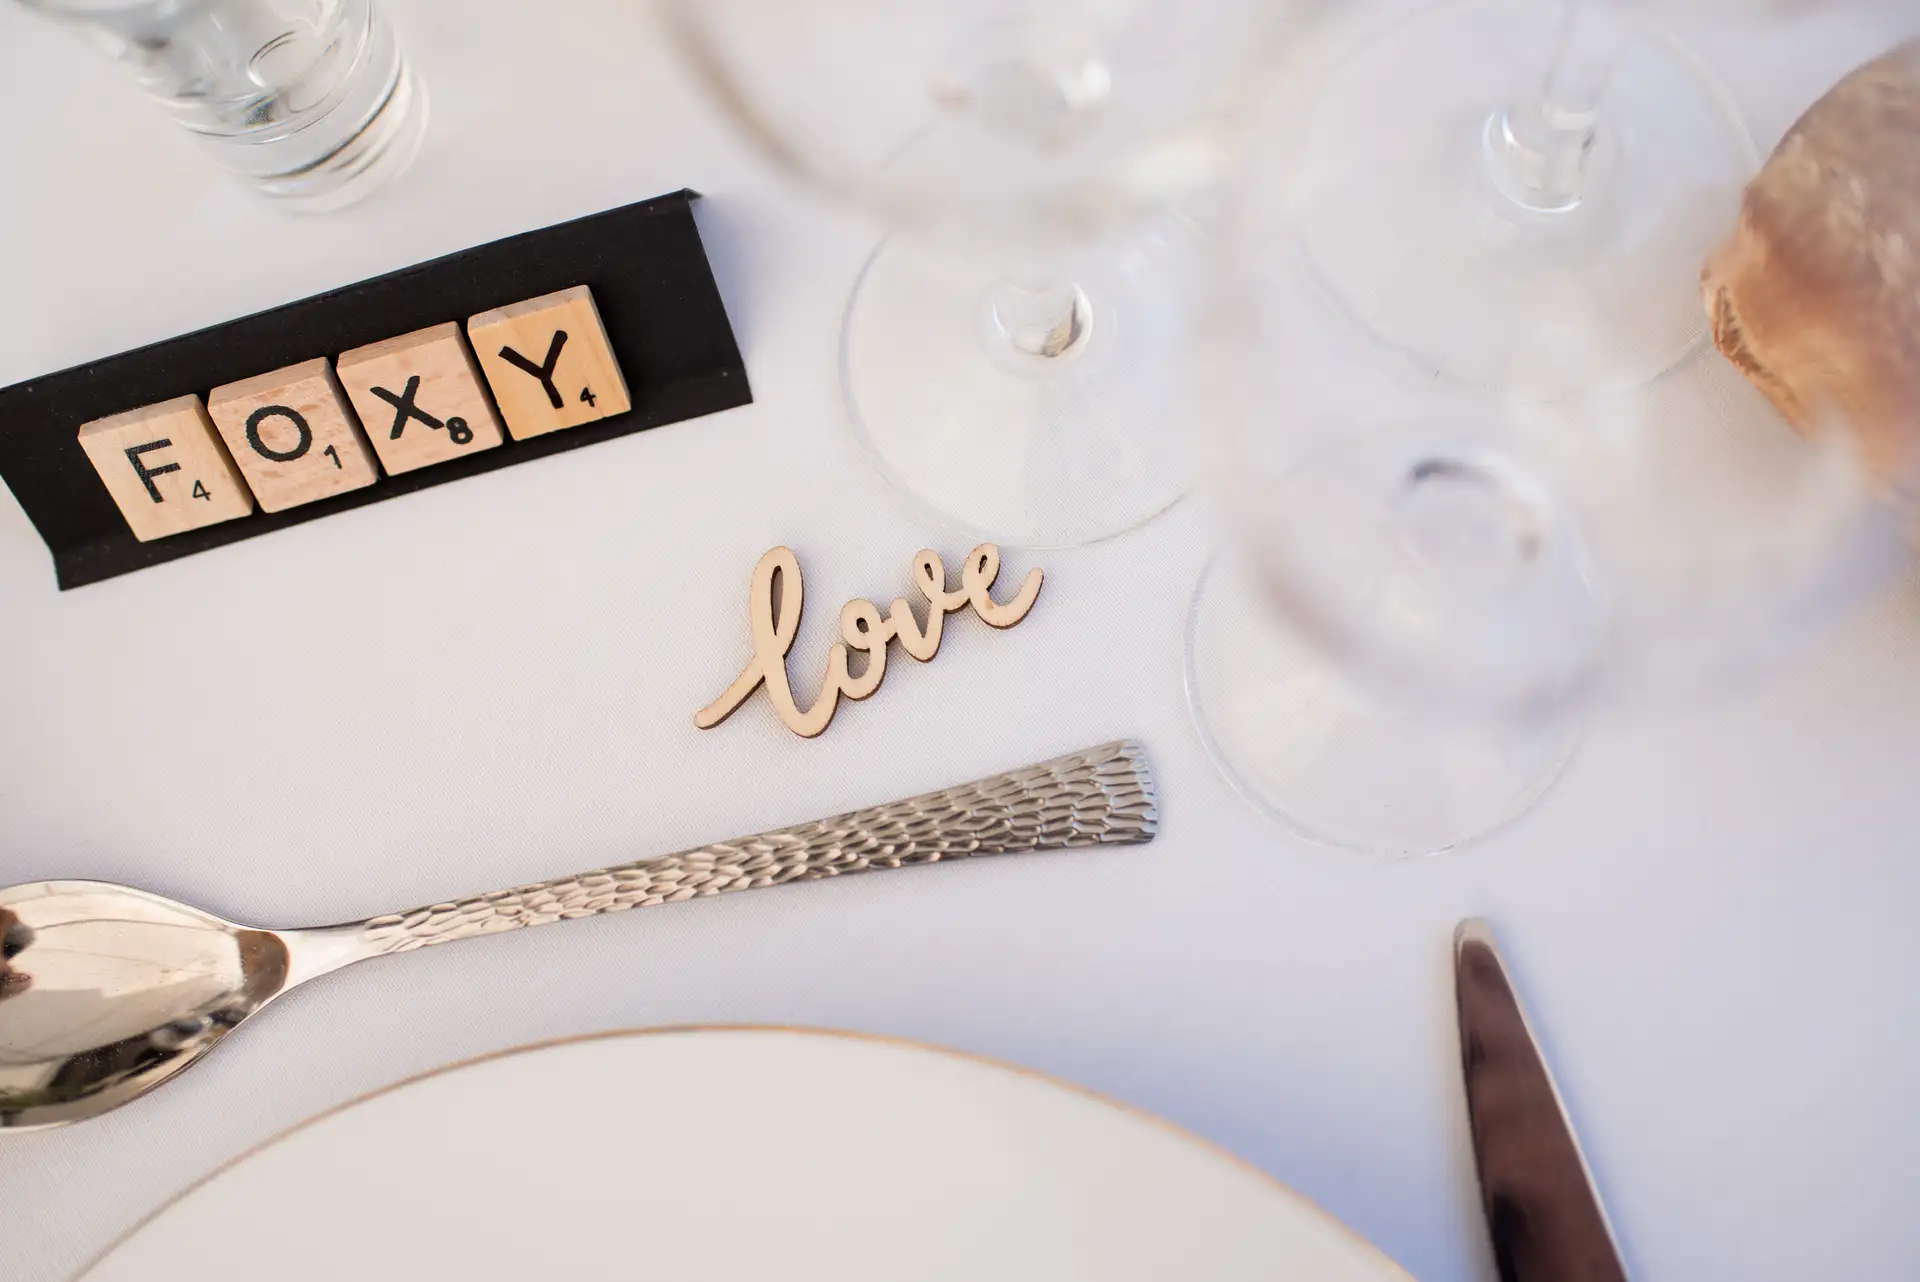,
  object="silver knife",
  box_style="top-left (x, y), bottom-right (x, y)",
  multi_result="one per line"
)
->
top-left (1455, 919), bottom-right (1629, 1282)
